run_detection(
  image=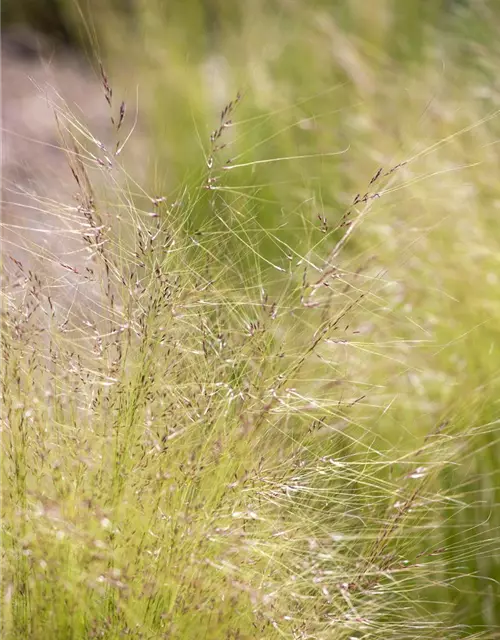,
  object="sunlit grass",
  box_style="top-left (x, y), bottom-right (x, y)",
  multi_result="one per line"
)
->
top-left (2, 1), bottom-right (500, 638)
